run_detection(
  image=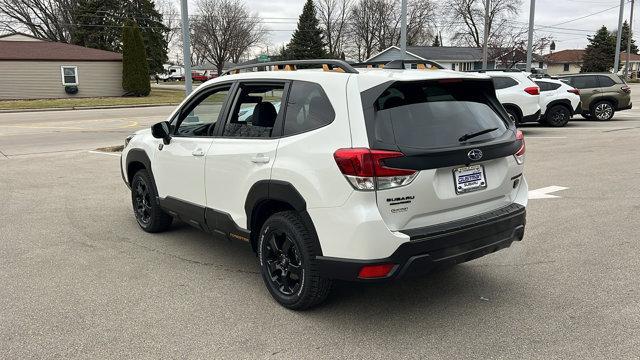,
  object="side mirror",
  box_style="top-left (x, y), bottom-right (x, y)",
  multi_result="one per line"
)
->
top-left (151, 121), bottom-right (172, 145)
